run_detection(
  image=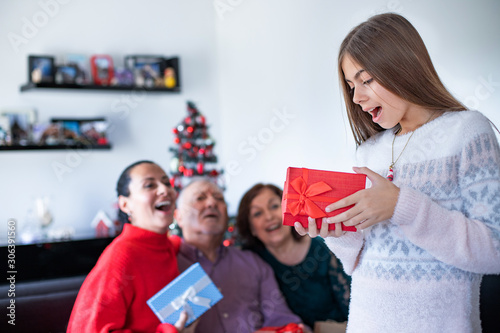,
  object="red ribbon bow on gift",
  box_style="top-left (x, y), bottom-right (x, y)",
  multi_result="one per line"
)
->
top-left (255, 323), bottom-right (304, 333)
top-left (288, 176), bottom-right (332, 218)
